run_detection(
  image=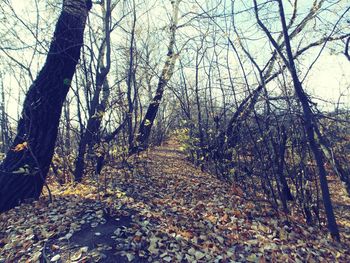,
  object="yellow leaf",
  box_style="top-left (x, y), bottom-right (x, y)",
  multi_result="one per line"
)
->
top-left (144, 119), bottom-right (151, 126)
top-left (247, 254), bottom-right (257, 262)
top-left (12, 141), bottom-right (28, 152)
top-left (279, 229), bottom-right (287, 240)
